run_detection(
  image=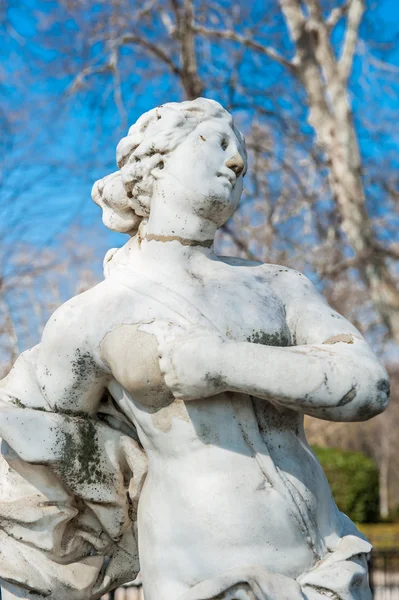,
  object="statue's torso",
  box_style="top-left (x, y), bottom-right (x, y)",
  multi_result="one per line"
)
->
top-left (96, 258), bottom-right (344, 597)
